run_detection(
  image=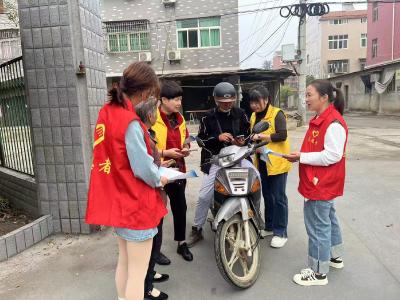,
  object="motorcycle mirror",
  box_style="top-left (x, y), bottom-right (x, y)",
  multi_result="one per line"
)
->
top-left (252, 121), bottom-right (270, 134)
top-left (196, 137), bottom-right (206, 148)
